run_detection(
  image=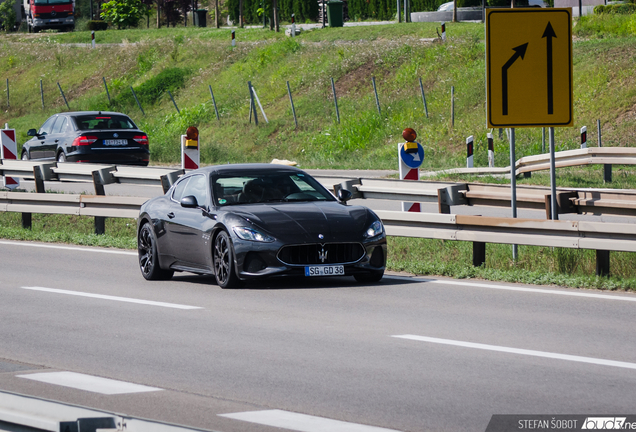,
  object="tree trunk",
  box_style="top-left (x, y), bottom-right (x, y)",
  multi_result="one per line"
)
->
top-left (239, 0), bottom-right (243, 27)
top-left (273, 0), bottom-right (278, 32)
top-left (157, 2), bottom-right (161, 28)
top-left (452, 0), bottom-right (457, 22)
top-left (215, 0), bottom-right (219, 27)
